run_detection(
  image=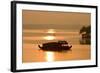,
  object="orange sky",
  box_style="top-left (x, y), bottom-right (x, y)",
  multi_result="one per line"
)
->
top-left (22, 10), bottom-right (91, 31)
